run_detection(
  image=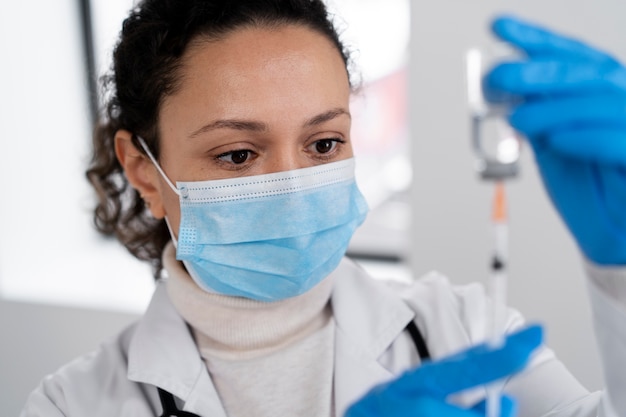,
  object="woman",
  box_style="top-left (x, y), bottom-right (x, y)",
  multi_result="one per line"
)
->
top-left (21, 1), bottom-right (626, 416)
